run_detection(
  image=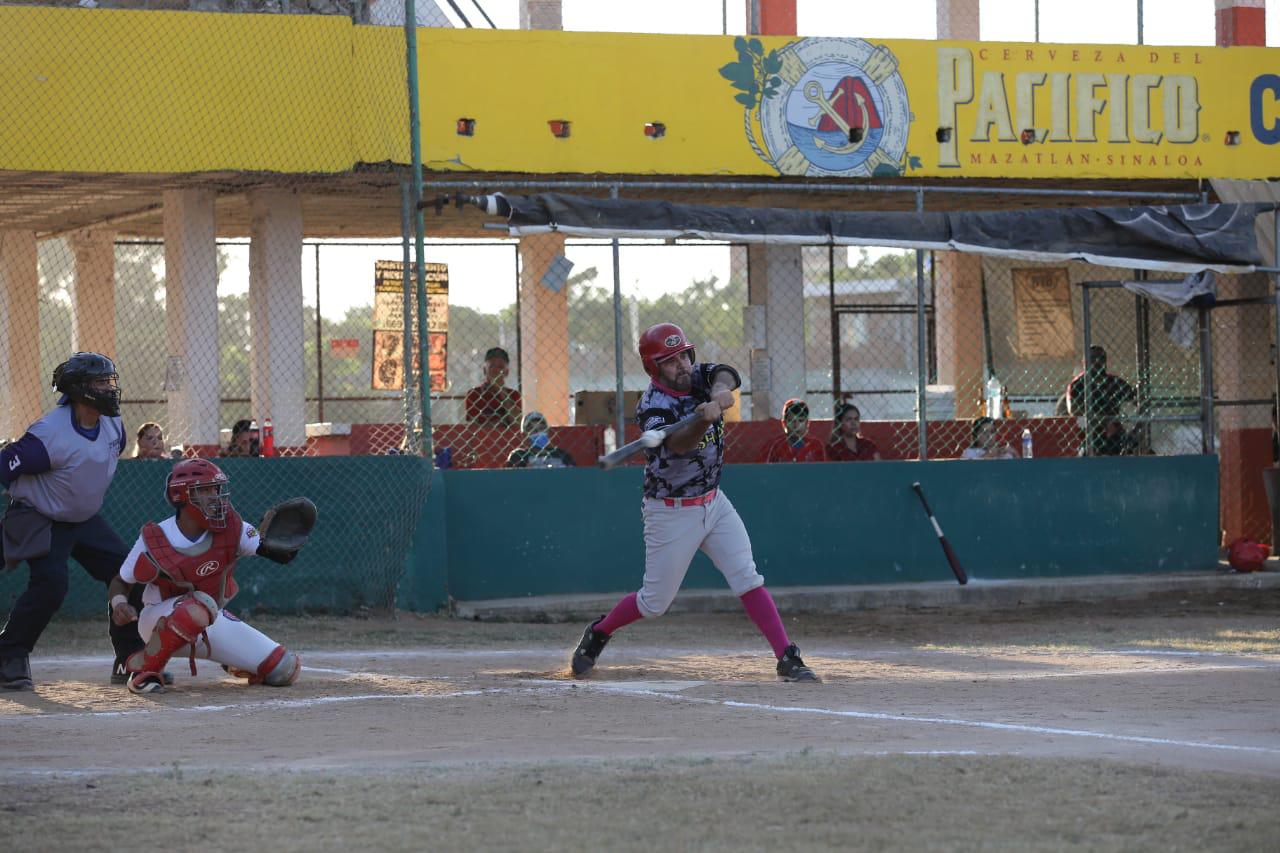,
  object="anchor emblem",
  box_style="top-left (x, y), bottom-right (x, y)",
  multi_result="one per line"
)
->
top-left (804, 80), bottom-right (870, 154)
